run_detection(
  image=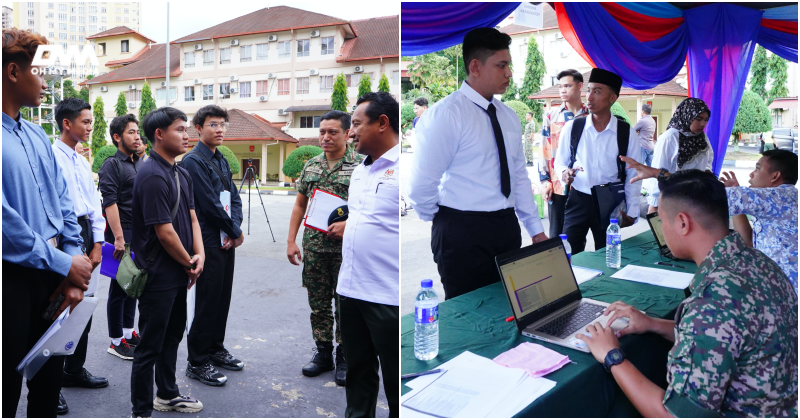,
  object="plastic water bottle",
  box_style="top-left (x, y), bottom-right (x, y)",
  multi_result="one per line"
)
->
top-left (559, 234), bottom-right (572, 264)
top-left (414, 279), bottom-right (439, 360)
top-left (606, 218), bottom-right (621, 269)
